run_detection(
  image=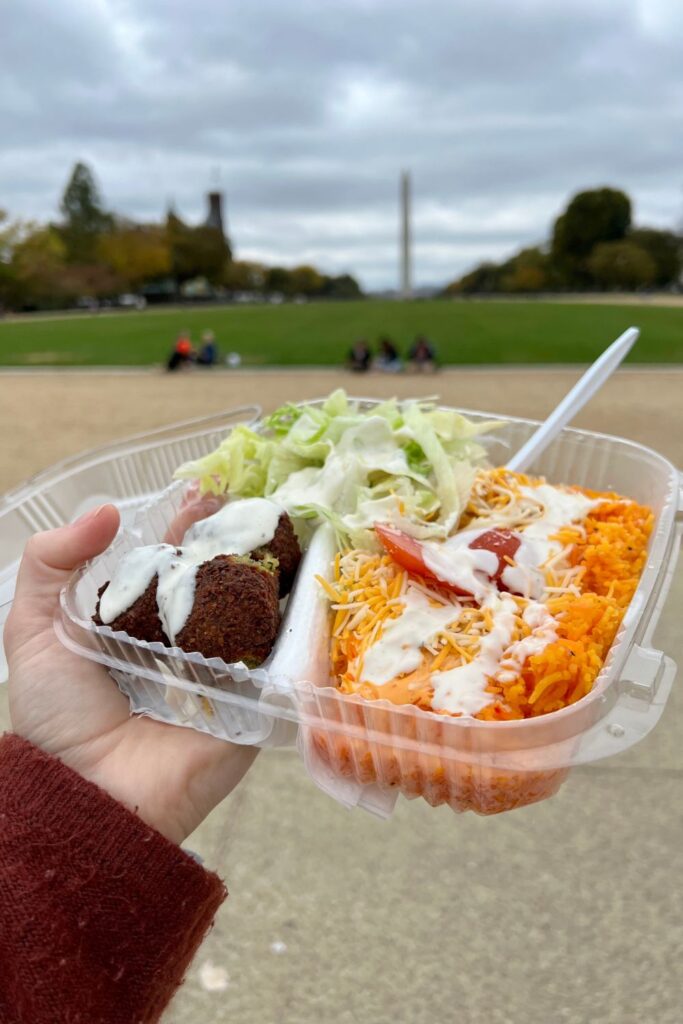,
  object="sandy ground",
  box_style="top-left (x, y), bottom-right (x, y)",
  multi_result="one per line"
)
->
top-left (1, 367), bottom-right (682, 1024)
